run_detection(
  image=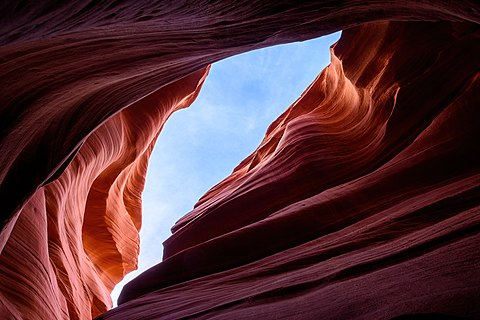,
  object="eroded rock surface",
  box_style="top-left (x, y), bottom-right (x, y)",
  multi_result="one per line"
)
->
top-left (109, 21), bottom-right (480, 319)
top-left (0, 68), bottom-right (209, 319)
top-left (0, 1), bottom-right (479, 319)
